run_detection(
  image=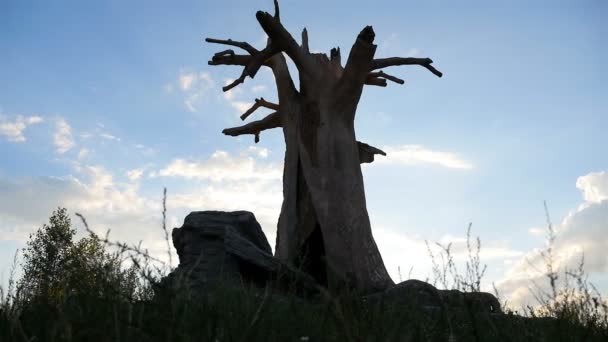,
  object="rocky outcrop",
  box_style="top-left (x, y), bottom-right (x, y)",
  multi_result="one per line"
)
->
top-left (159, 211), bottom-right (319, 295)
top-left (366, 279), bottom-right (501, 314)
